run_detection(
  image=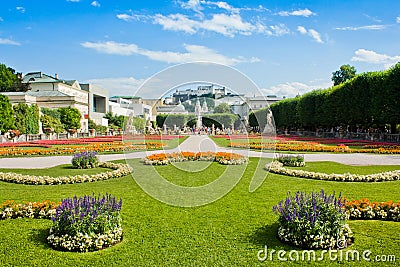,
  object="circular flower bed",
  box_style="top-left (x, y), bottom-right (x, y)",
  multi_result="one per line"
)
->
top-left (142, 151), bottom-right (248, 165)
top-left (272, 190), bottom-right (353, 249)
top-left (47, 194), bottom-right (123, 252)
top-left (265, 161), bottom-right (400, 182)
top-left (0, 162), bottom-right (132, 185)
